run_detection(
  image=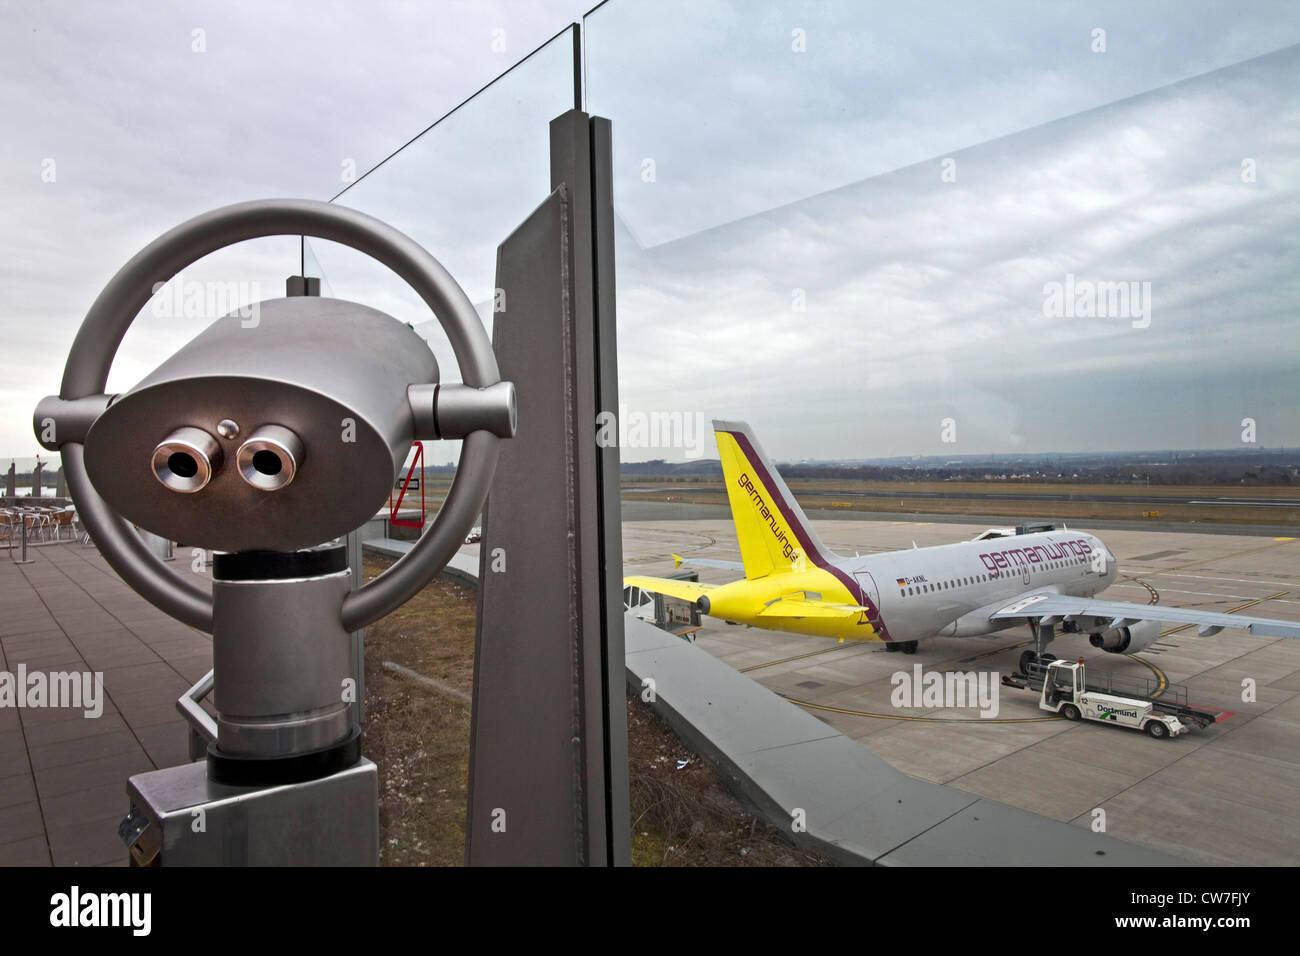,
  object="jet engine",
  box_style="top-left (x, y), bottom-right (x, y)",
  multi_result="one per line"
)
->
top-left (1089, 620), bottom-right (1161, 654)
